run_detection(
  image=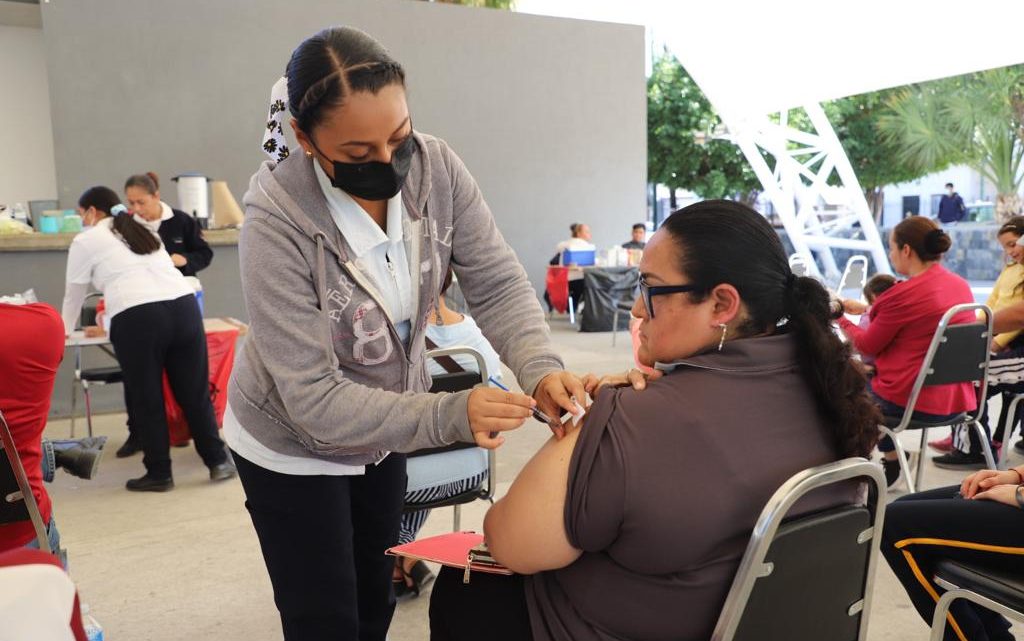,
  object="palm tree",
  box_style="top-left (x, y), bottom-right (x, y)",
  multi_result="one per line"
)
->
top-left (878, 66), bottom-right (1024, 222)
